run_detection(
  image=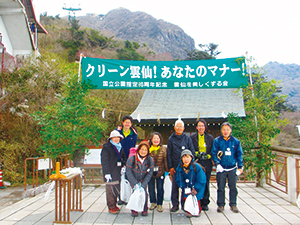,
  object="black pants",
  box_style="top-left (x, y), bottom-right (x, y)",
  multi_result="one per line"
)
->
top-left (171, 173), bottom-right (184, 208)
top-left (216, 169), bottom-right (238, 207)
top-left (201, 170), bottom-right (211, 207)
